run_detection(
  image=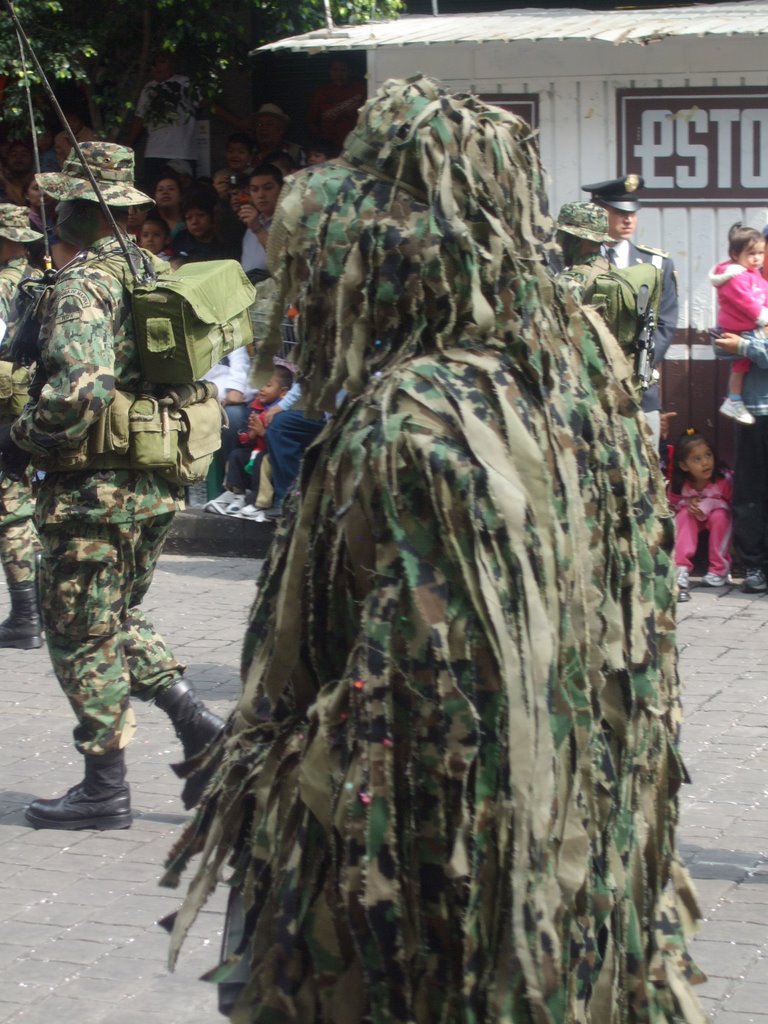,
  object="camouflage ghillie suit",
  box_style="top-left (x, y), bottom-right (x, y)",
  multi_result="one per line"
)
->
top-left (12, 233), bottom-right (185, 753)
top-left (0, 253), bottom-right (40, 589)
top-left (165, 78), bottom-right (705, 1023)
